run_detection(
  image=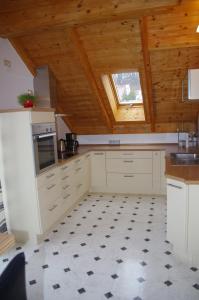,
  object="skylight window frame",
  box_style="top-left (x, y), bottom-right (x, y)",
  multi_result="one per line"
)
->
top-left (109, 70), bottom-right (144, 106)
